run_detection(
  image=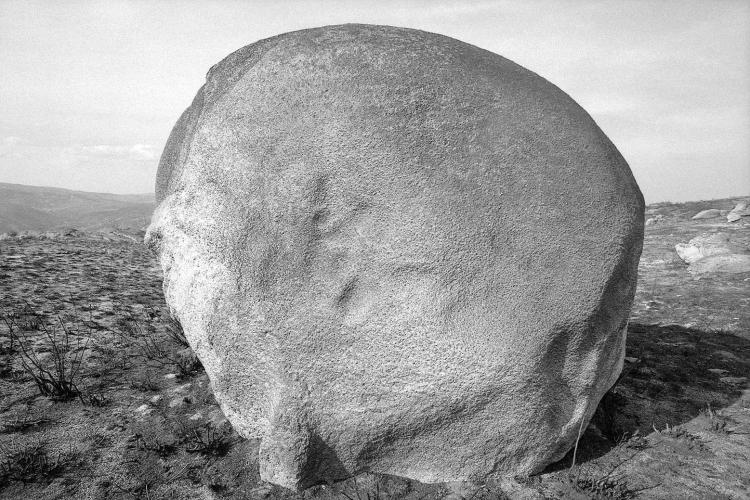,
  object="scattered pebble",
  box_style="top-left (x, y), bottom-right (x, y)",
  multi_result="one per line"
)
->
top-left (169, 383), bottom-right (192, 395)
top-left (164, 373), bottom-right (177, 380)
top-left (189, 412), bottom-right (202, 421)
top-left (135, 404), bottom-right (152, 415)
top-left (168, 397), bottom-right (185, 408)
top-left (149, 395), bottom-right (163, 405)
